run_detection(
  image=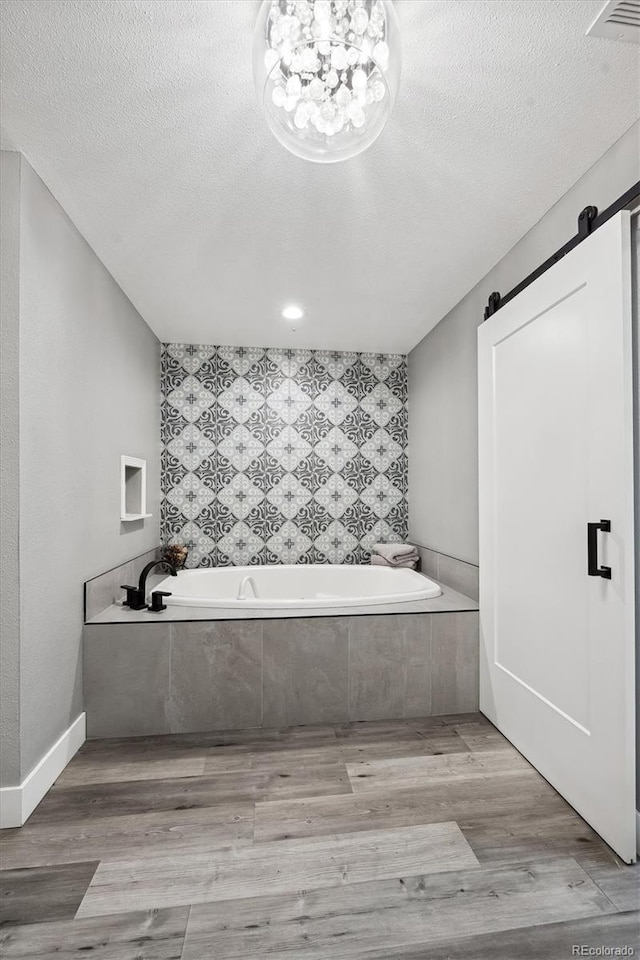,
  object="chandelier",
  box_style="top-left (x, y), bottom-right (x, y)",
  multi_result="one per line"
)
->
top-left (253, 1), bottom-right (401, 163)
